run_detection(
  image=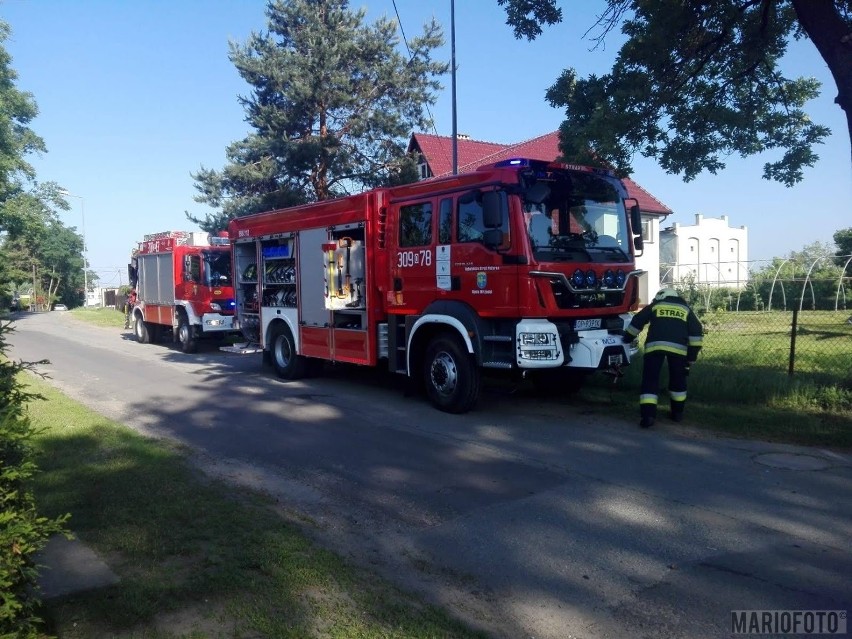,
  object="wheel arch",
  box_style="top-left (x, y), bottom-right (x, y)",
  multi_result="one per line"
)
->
top-left (407, 301), bottom-right (483, 376)
top-left (264, 315), bottom-right (300, 354)
top-left (175, 301), bottom-right (200, 326)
